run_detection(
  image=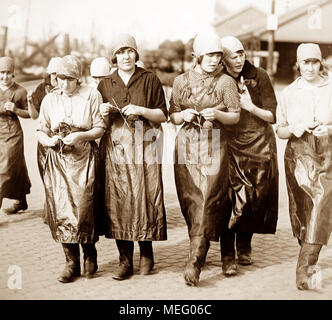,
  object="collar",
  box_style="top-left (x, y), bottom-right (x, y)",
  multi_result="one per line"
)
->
top-left (112, 66), bottom-right (148, 87)
top-left (294, 75), bottom-right (330, 89)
